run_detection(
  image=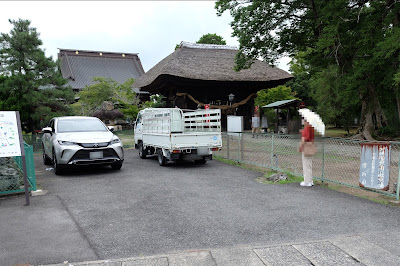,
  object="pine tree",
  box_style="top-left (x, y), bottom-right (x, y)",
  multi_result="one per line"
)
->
top-left (0, 19), bottom-right (74, 132)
